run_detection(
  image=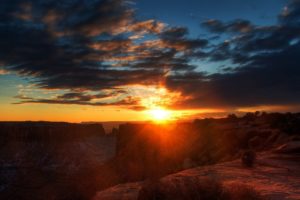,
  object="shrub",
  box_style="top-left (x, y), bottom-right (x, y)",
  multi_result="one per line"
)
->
top-left (241, 150), bottom-right (256, 167)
